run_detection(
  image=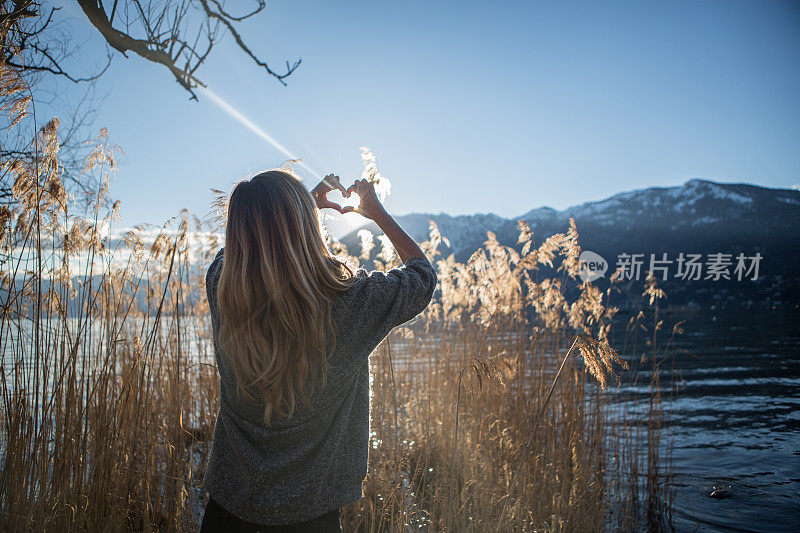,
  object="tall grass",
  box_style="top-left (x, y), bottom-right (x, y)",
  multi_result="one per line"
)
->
top-left (344, 225), bottom-right (674, 532)
top-left (1, 65), bottom-right (674, 531)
